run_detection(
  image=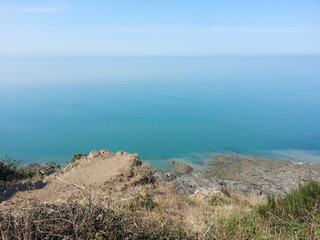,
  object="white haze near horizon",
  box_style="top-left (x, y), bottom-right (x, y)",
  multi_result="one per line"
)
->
top-left (1, 55), bottom-right (320, 86)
